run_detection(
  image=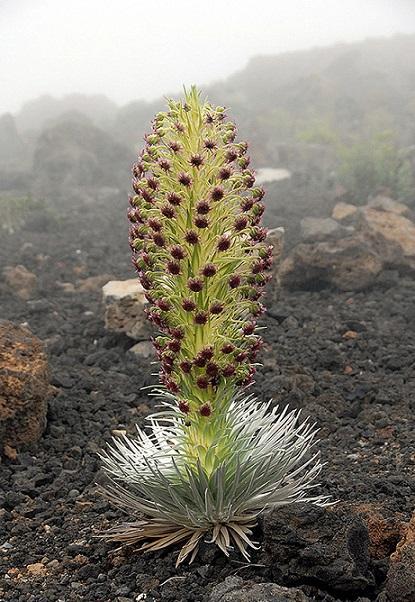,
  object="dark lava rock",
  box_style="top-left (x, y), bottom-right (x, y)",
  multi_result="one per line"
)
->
top-left (208, 576), bottom-right (309, 602)
top-left (300, 217), bottom-right (347, 242)
top-left (279, 238), bottom-right (383, 291)
top-left (262, 503), bottom-right (375, 596)
top-left (0, 183), bottom-right (414, 601)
